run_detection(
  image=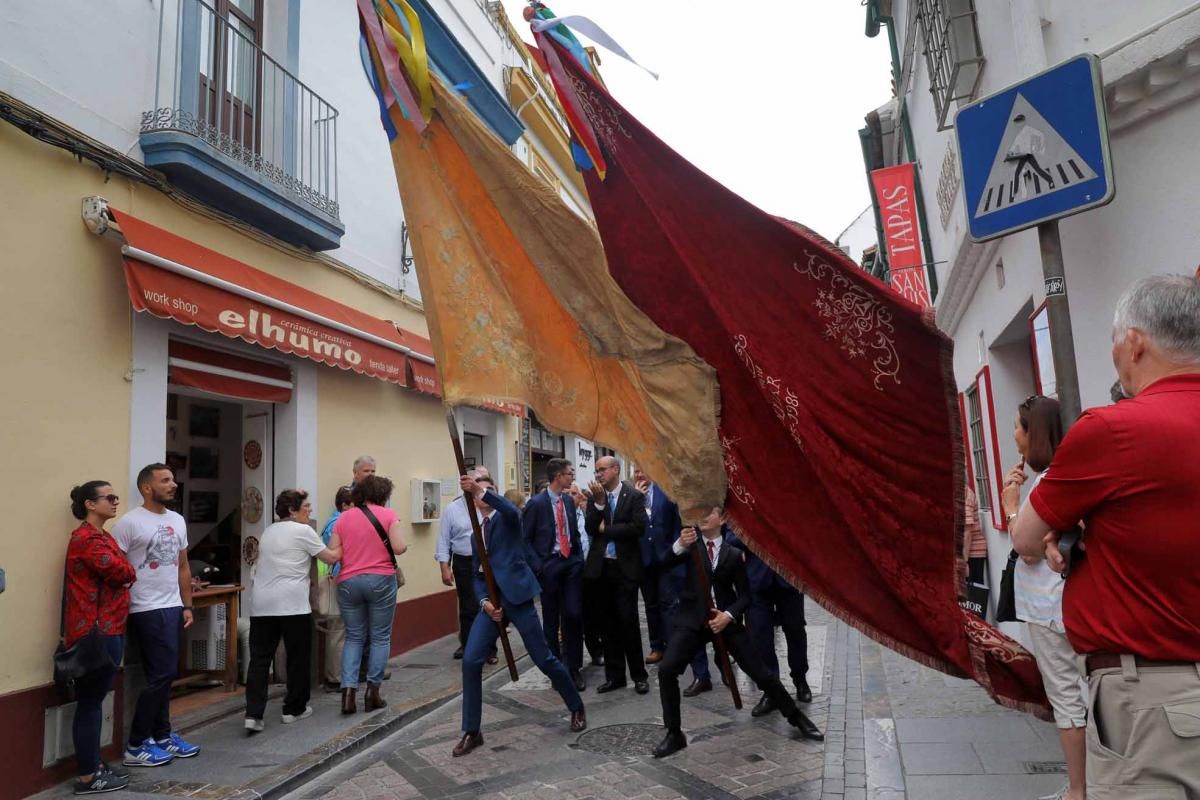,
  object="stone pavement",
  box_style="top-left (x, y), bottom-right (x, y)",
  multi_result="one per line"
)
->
top-left (281, 606), bottom-right (1069, 800)
top-left (32, 632), bottom-right (529, 800)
